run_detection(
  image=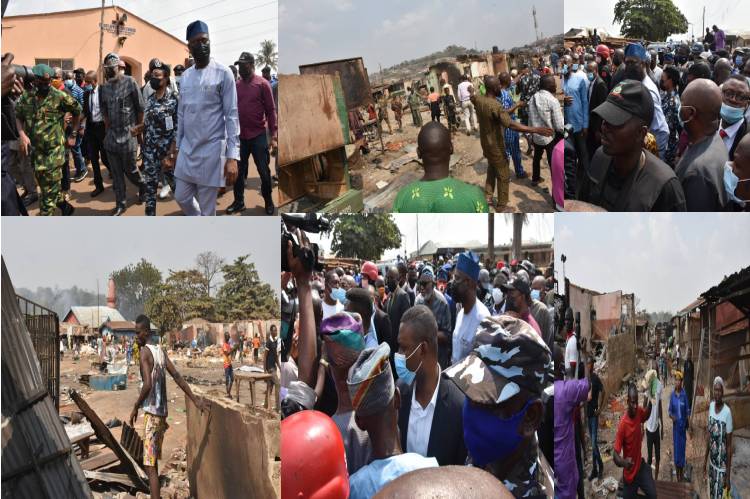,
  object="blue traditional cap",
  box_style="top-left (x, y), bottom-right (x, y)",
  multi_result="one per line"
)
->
top-left (624, 43), bottom-right (647, 61)
top-left (663, 53), bottom-right (674, 63)
top-left (419, 265), bottom-right (435, 281)
top-left (186, 20), bottom-right (209, 41)
top-left (456, 250), bottom-right (480, 281)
